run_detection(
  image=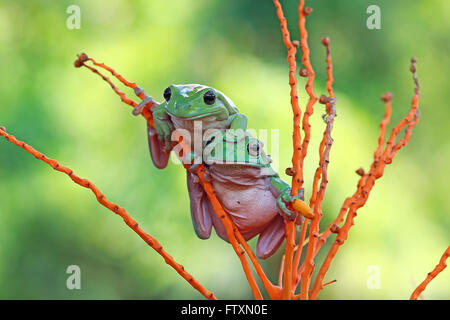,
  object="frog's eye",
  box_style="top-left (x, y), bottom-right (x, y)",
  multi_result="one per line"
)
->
top-left (203, 90), bottom-right (216, 105)
top-left (163, 87), bottom-right (171, 101)
top-left (247, 141), bottom-right (260, 156)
